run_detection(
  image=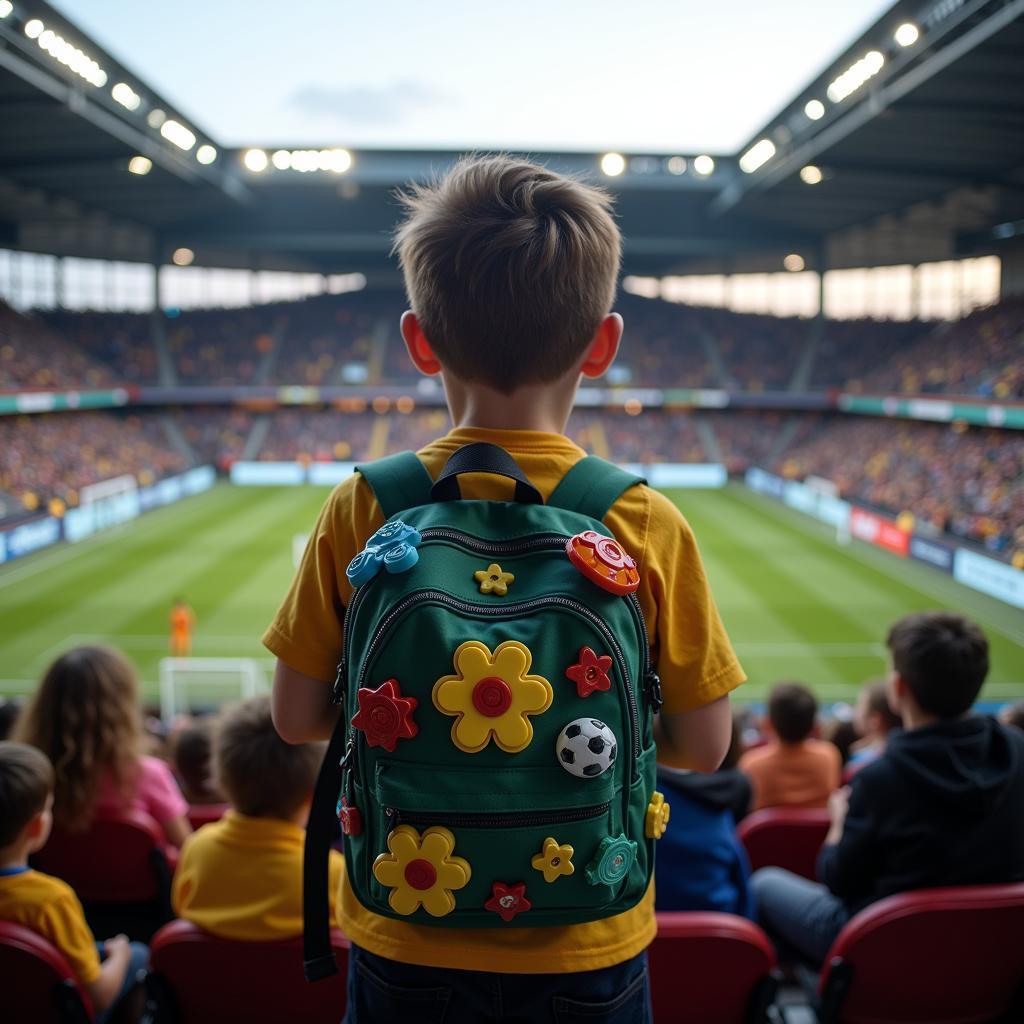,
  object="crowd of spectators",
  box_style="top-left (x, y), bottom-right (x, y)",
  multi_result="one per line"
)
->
top-left (0, 411), bottom-right (187, 519)
top-left (257, 409), bottom-right (377, 463)
top-left (171, 408), bottom-right (253, 469)
top-left (43, 310), bottom-right (159, 384)
top-left (776, 416), bottom-right (1024, 557)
